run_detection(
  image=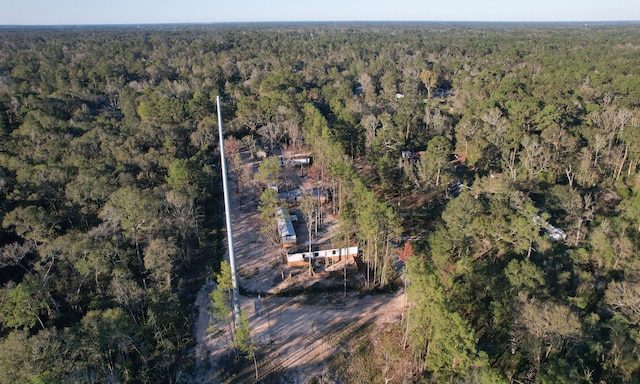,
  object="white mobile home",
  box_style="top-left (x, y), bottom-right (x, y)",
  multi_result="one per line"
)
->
top-left (286, 246), bottom-right (359, 267)
top-left (276, 206), bottom-right (297, 247)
